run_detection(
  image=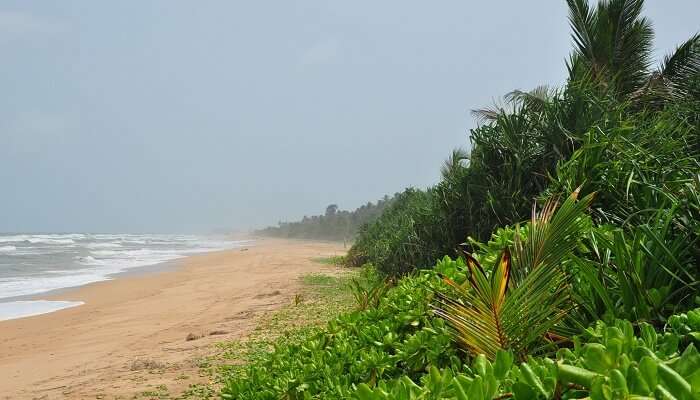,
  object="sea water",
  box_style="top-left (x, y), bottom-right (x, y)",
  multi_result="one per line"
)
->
top-left (0, 233), bottom-right (248, 321)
